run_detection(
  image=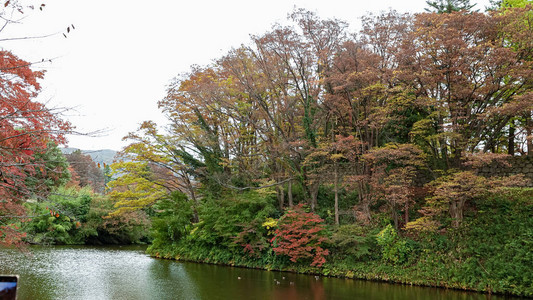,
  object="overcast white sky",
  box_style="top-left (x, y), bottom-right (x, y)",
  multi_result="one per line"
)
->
top-left (2, 0), bottom-right (490, 151)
